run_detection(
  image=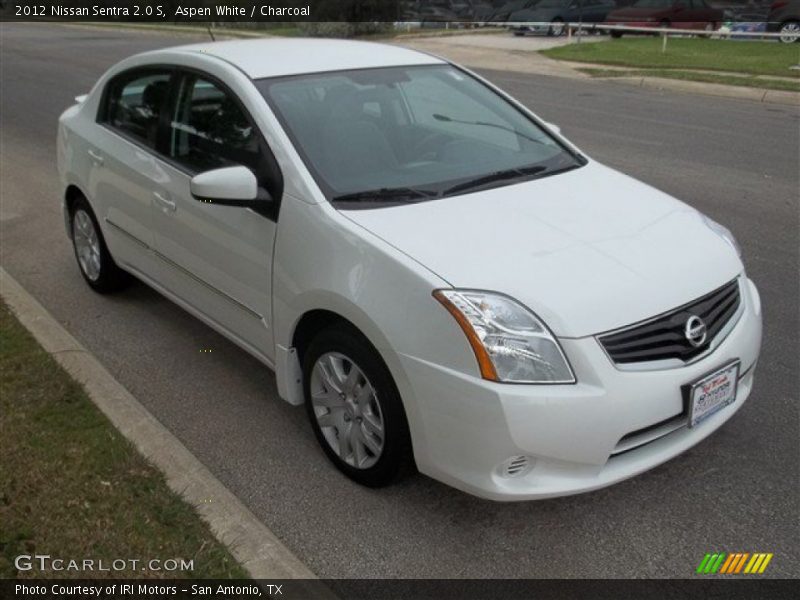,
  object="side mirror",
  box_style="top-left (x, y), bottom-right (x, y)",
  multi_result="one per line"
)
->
top-left (543, 121), bottom-right (561, 135)
top-left (190, 166), bottom-right (264, 207)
